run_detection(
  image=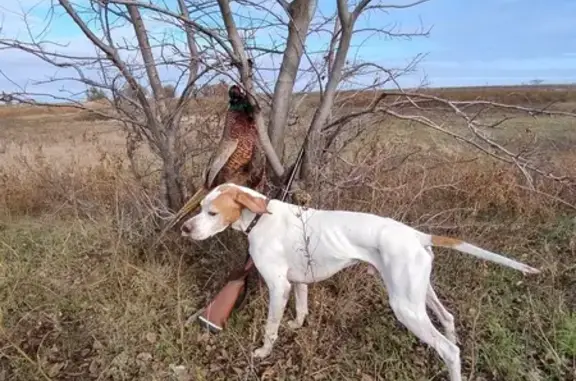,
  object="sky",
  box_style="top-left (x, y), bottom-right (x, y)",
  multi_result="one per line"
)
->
top-left (0, 0), bottom-right (575, 100)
